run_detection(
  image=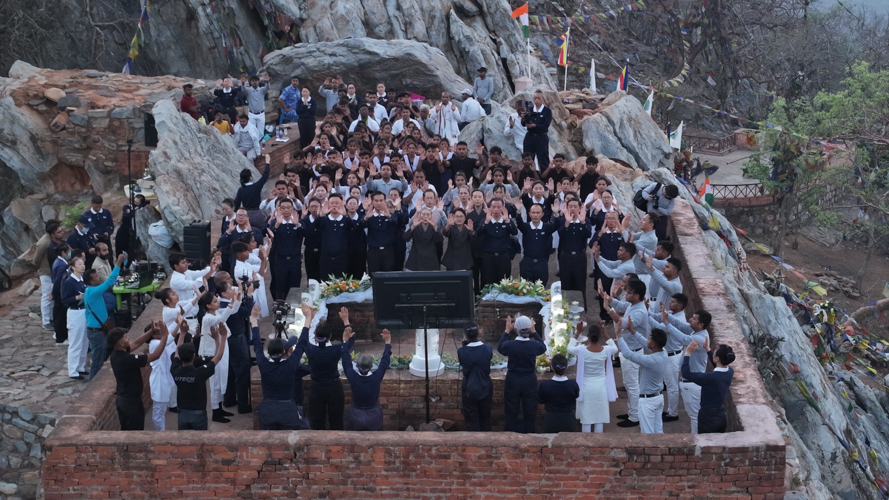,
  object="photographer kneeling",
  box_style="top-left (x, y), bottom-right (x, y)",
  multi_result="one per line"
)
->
top-left (251, 304), bottom-right (308, 430)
